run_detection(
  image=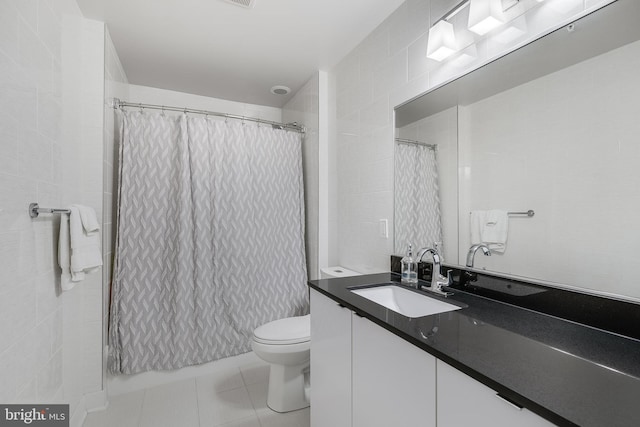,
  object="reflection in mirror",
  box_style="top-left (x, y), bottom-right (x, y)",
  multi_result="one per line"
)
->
top-left (393, 138), bottom-right (441, 257)
top-left (394, 0), bottom-right (640, 302)
top-left (394, 108), bottom-right (458, 263)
